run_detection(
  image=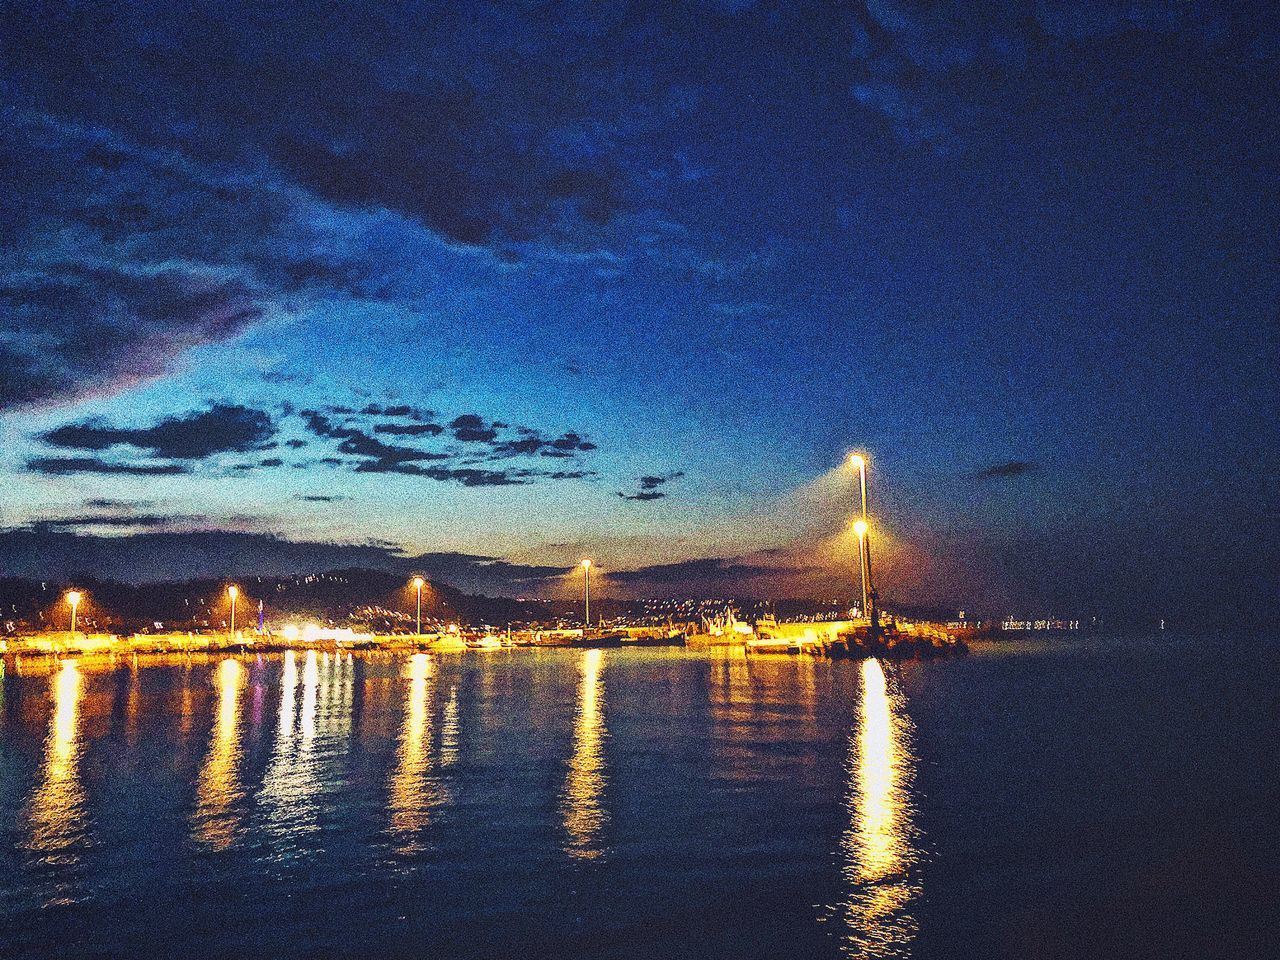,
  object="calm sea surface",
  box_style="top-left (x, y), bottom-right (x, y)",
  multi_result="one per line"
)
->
top-left (1, 636), bottom-right (1276, 959)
